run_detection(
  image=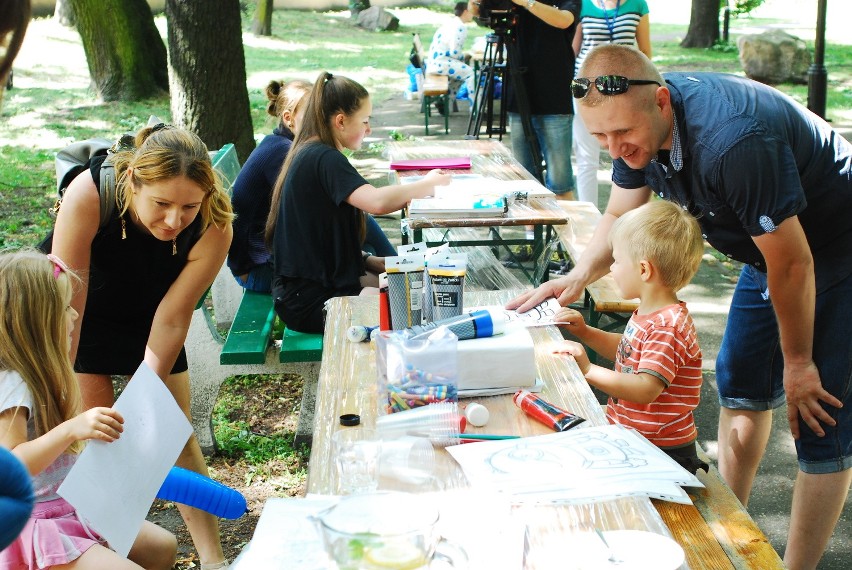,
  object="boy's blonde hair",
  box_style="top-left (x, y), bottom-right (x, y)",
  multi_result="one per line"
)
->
top-left (609, 199), bottom-right (704, 292)
top-left (0, 249), bottom-right (83, 453)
